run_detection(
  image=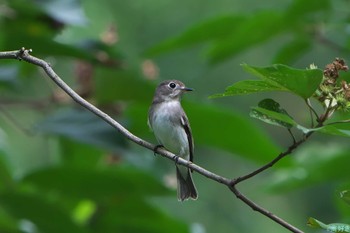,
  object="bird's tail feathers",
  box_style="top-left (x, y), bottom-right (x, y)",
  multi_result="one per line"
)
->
top-left (176, 166), bottom-right (198, 201)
